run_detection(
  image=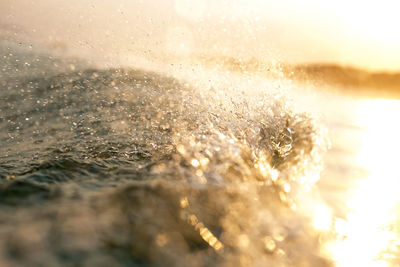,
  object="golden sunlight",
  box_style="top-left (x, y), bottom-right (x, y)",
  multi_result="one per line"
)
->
top-left (324, 99), bottom-right (400, 267)
top-left (1, 0), bottom-right (400, 266)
